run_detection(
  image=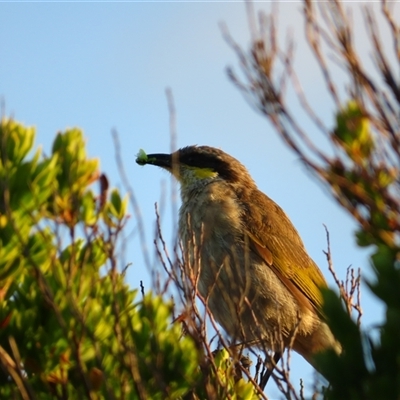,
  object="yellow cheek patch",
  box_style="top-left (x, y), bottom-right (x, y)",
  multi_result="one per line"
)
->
top-left (176, 166), bottom-right (218, 184)
top-left (191, 167), bottom-right (218, 179)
